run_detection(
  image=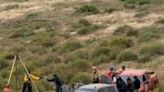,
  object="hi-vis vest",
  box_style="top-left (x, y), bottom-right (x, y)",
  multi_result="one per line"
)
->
top-left (24, 74), bottom-right (40, 83)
